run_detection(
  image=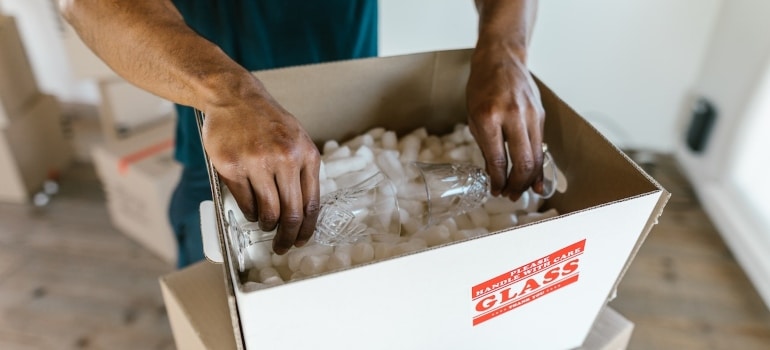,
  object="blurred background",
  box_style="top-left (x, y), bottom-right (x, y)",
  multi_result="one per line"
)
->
top-left (1, 0), bottom-right (769, 349)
